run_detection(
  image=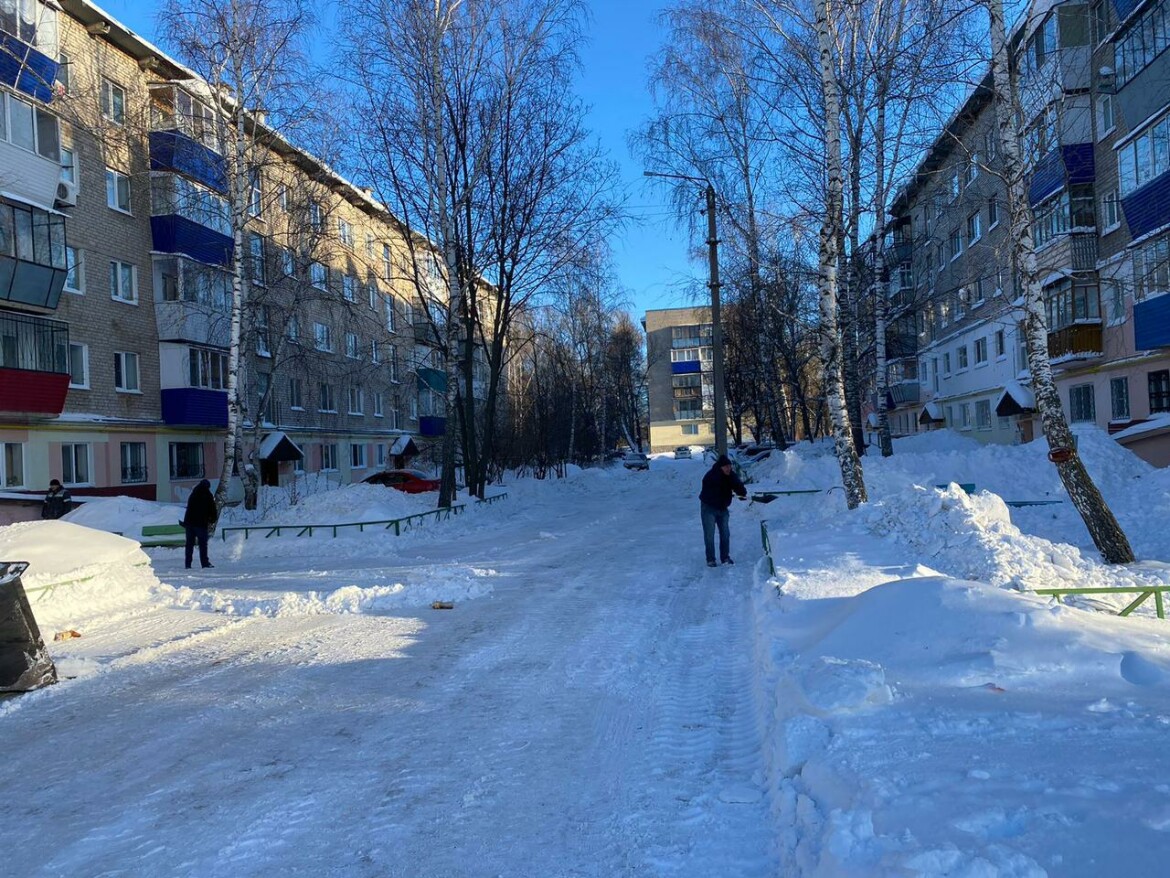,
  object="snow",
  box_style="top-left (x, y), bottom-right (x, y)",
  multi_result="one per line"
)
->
top-left (2, 430), bottom-right (1170, 875)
